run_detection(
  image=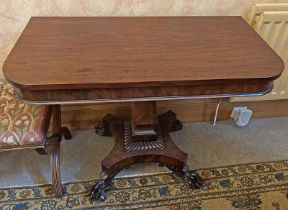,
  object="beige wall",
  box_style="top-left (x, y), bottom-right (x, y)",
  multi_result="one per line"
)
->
top-left (0, 0), bottom-right (287, 78)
